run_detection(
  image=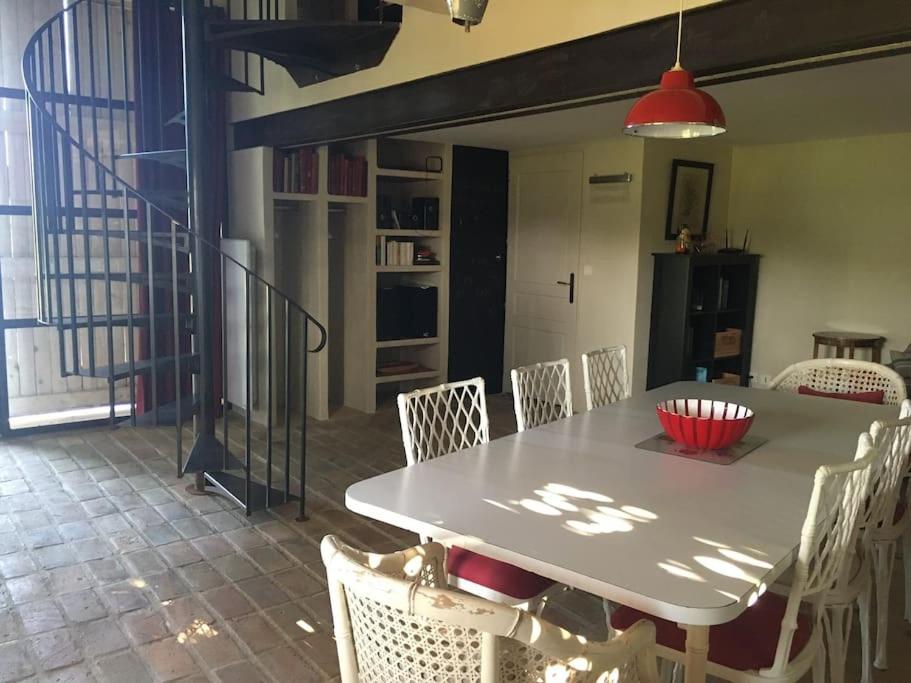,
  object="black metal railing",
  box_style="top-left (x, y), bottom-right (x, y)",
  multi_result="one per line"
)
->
top-left (22, 0), bottom-right (326, 517)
